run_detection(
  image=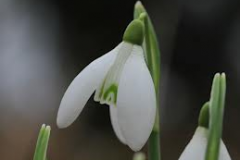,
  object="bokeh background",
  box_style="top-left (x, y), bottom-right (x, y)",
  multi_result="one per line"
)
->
top-left (0, 0), bottom-right (239, 159)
